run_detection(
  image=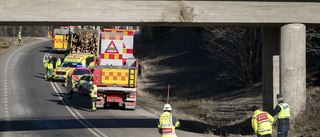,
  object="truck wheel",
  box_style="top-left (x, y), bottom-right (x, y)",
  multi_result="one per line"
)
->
top-left (79, 87), bottom-right (84, 96)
